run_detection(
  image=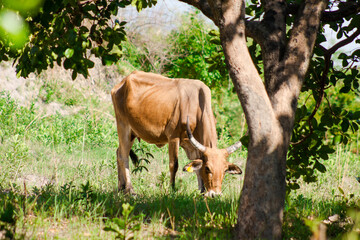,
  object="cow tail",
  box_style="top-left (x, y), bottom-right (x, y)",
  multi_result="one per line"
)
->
top-left (129, 149), bottom-right (139, 167)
